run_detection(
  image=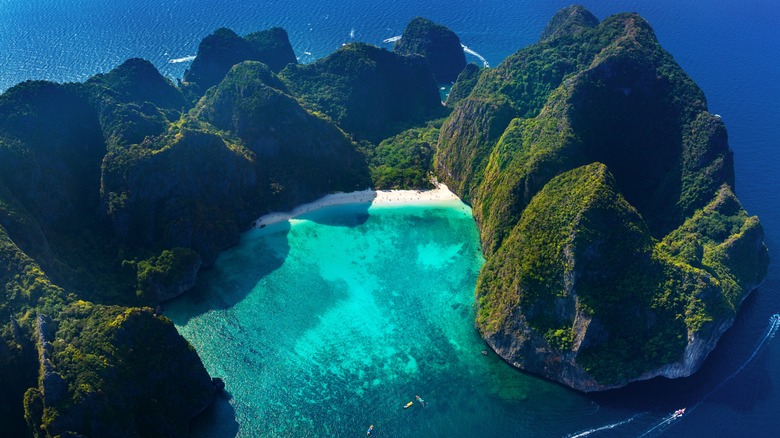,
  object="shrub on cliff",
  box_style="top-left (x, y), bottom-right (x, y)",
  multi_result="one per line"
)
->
top-left (183, 27), bottom-right (297, 97)
top-left (438, 7), bottom-right (768, 391)
top-left (394, 17), bottom-right (467, 83)
top-left (280, 42), bottom-right (444, 143)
